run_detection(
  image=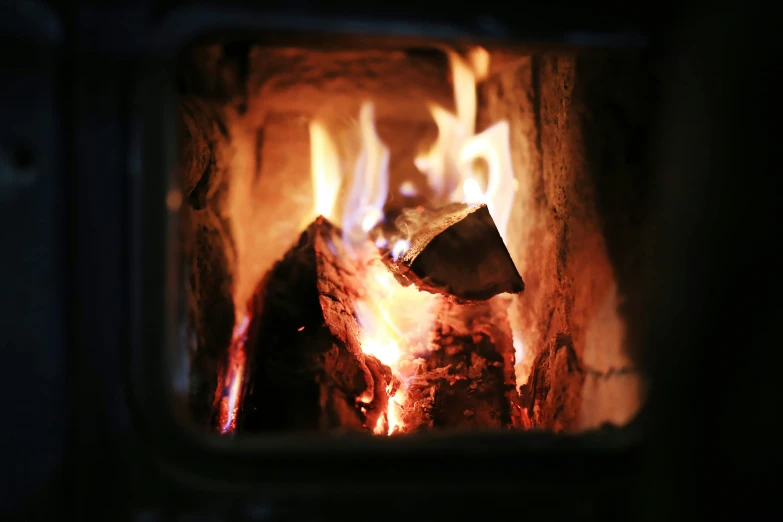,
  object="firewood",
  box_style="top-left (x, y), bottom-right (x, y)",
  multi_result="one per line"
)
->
top-left (399, 296), bottom-right (522, 431)
top-left (386, 203), bottom-right (524, 301)
top-left (236, 216), bottom-right (394, 433)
